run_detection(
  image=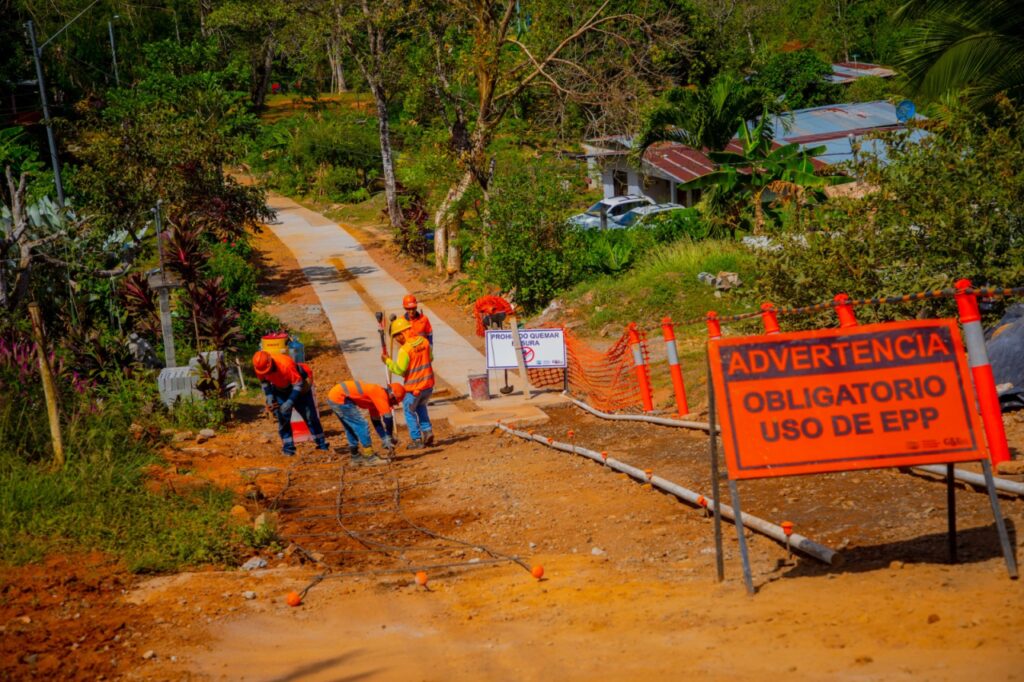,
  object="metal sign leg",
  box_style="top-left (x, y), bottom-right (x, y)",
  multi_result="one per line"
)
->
top-left (981, 459), bottom-right (1019, 579)
top-left (707, 357), bottom-right (724, 582)
top-left (946, 463), bottom-right (957, 564)
top-left (728, 479), bottom-right (755, 595)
